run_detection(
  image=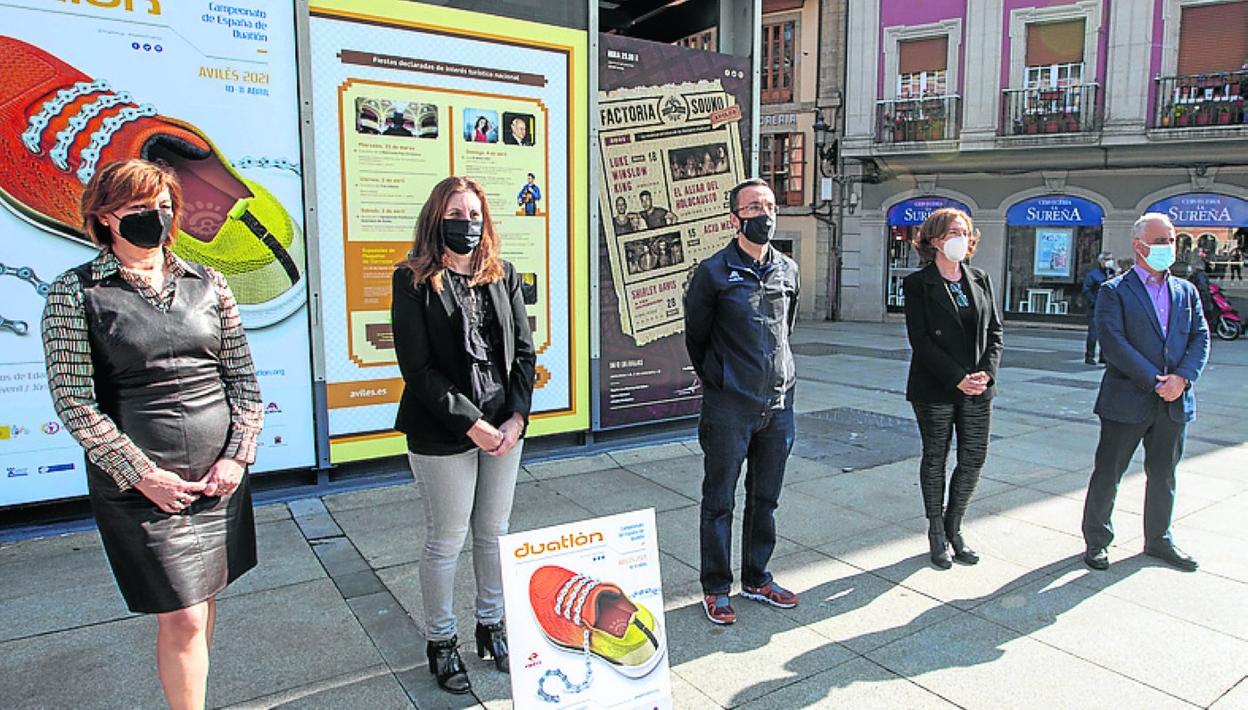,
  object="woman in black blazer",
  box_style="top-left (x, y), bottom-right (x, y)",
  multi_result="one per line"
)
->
top-left (391, 176), bottom-right (535, 694)
top-left (902, 208), bottom-right (1003, 569)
